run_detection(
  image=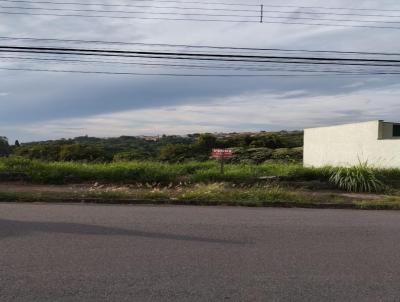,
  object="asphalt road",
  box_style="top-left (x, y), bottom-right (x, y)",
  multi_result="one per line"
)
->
top-left (1, 204), bottom-right (400, 302)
